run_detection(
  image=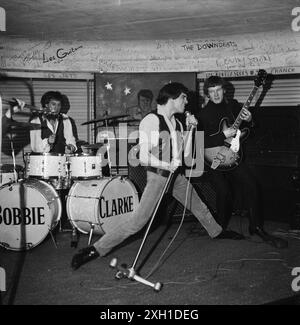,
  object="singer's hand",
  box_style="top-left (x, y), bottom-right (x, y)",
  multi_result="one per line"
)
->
top-left (185, 113), bottom-right (198, 129)
top-left (168, 158), bottom-right (181, 172)
top-left (48, 134), bottom-right (56, 145)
